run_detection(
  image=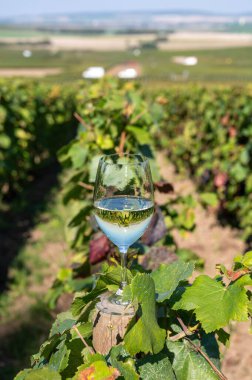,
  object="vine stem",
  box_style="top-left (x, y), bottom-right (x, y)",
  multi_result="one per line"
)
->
top-left (116, 131), bottom-right (127, 156)
top-left (72, 325), bottom-right (95, 355)
top-left (74, 112), bottom-right (97, 139)
top-left (176, 317), bottom-right (228, 380)
top-left (78, 181), bottom-right (94, 191)
top-left (169, 331), bottom-right (188, 341)
top-left (74, 112), bottom-right (91, 130)
top-left (131, 111), bottom-right (146, 124)
top-left (169, 319), bottom-right (198, 341)
top-left (186, 338), bottom-right (228, 380)
top-left (177, 317), bottom-right (189, 333)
